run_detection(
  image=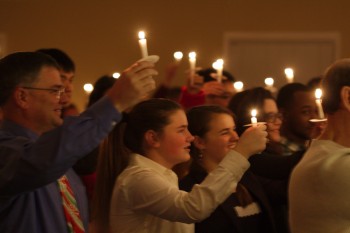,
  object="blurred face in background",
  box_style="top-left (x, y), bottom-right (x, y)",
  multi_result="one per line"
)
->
top-left (262, 99), bottom-right (282, 143)
top-left (59, 69), bottom-right (74, 107)
top-left (205, 80), bottom-right (235, 107)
